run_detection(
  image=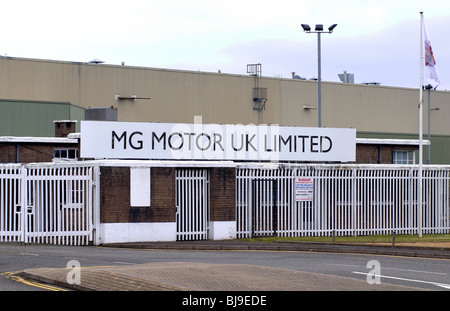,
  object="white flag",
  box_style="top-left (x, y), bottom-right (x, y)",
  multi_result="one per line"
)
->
top-left (423, 17), bottom-right (440, 86)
